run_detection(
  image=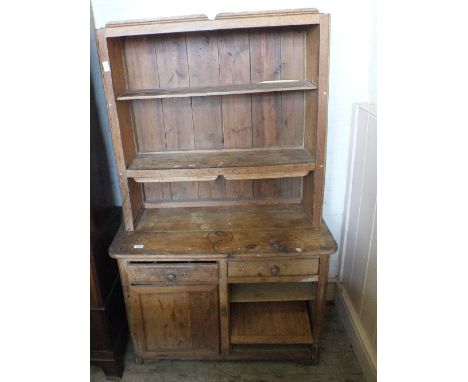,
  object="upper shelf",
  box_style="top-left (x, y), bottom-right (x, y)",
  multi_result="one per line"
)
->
top-left (117, 80), bottom-right (317, 101)
top-left (127, 148), bottom-right (315, 183)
